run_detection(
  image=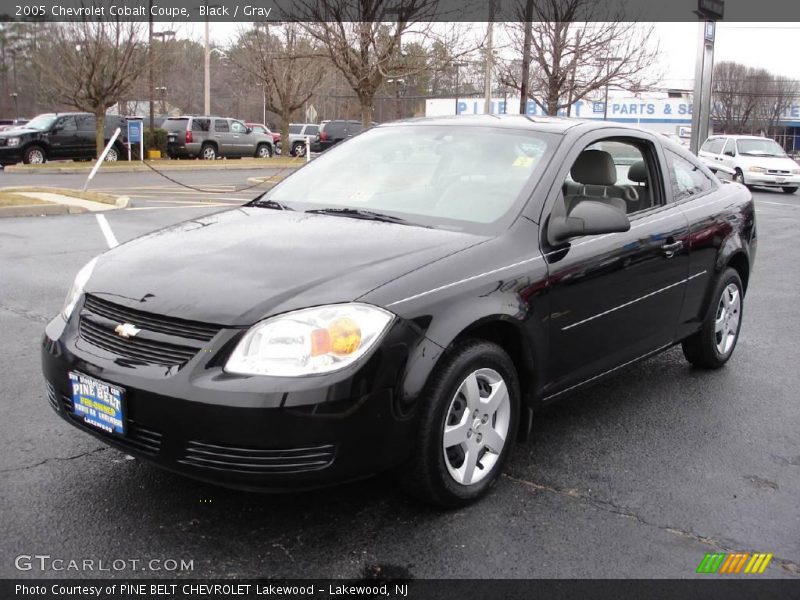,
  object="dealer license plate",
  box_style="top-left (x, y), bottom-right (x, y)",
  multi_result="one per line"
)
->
top-left (68, 372), bottom-right (125, 436)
